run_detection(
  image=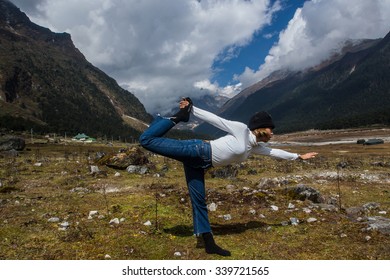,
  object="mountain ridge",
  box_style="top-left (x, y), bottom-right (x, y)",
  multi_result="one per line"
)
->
top-left (196, 31), bottom-right (390, 137)
top-left (0, 0), bottom-right (152, 138)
